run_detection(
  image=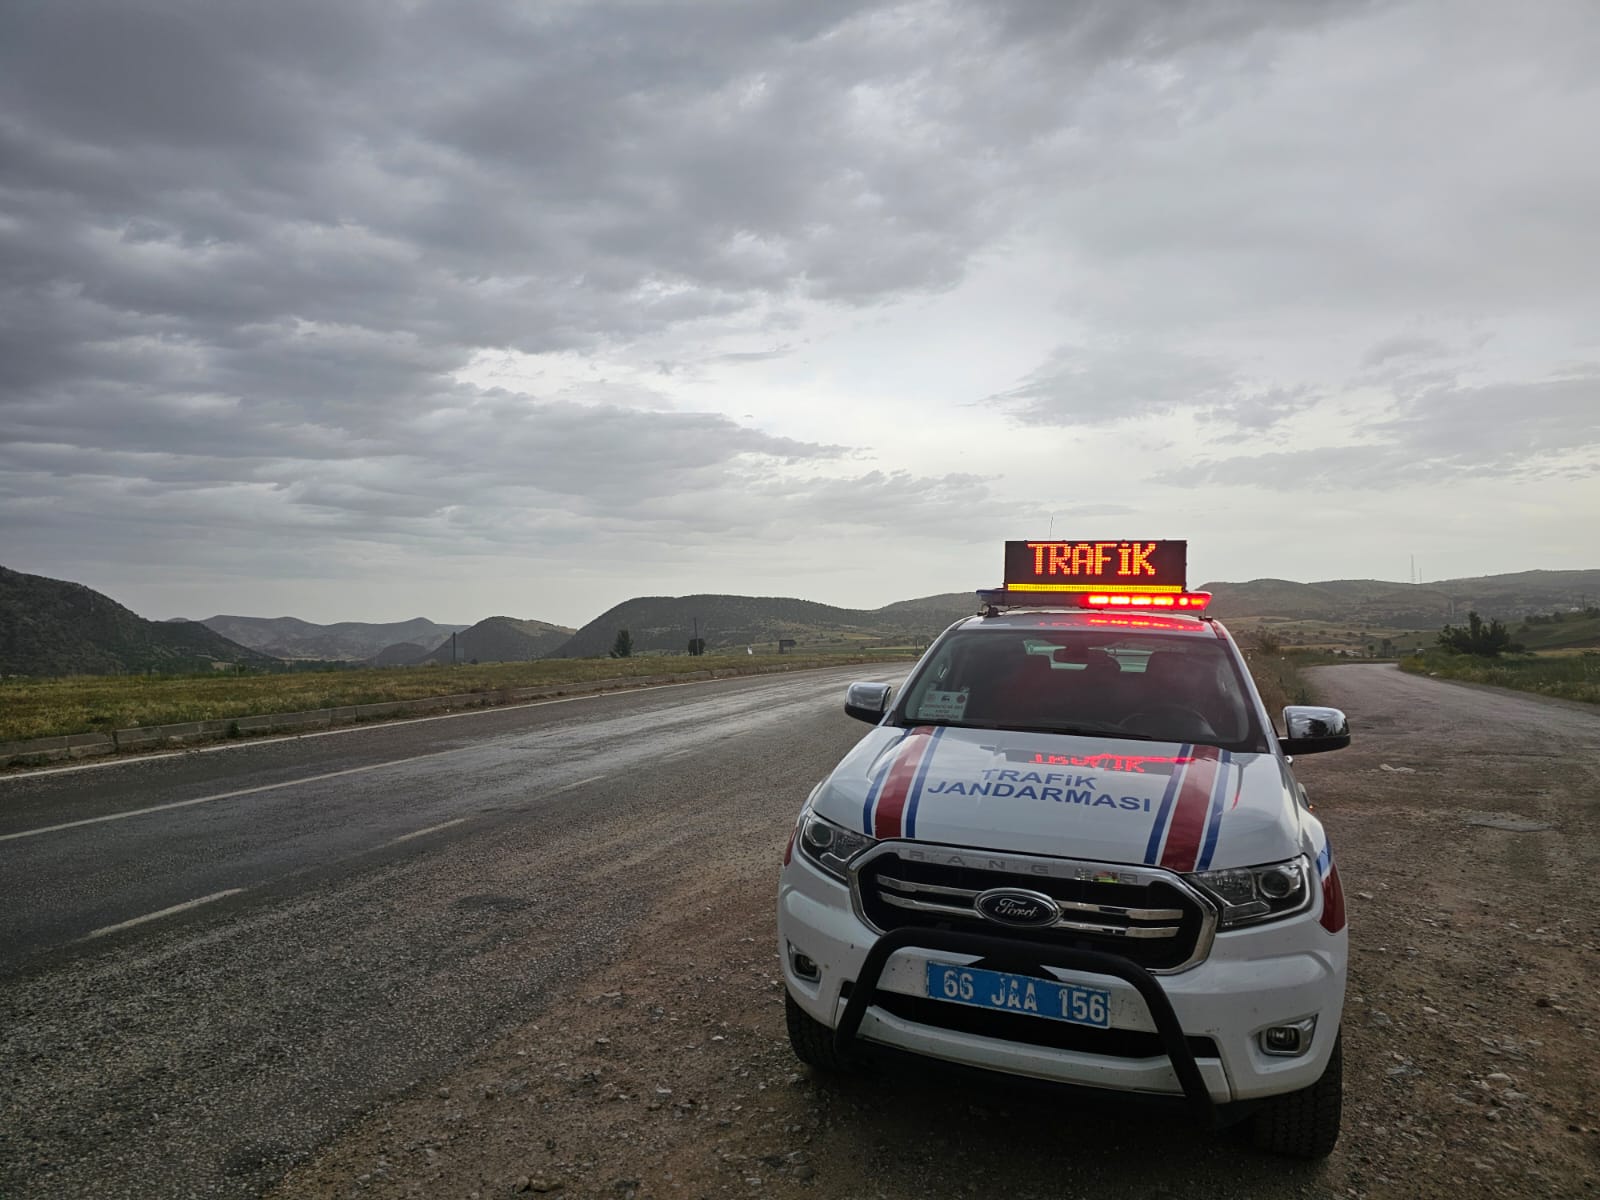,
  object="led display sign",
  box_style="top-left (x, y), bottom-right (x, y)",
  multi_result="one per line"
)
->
top-left (1003, 540), bottom-right (1187, 594)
